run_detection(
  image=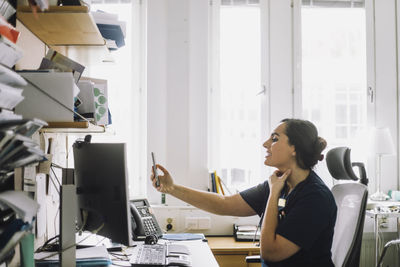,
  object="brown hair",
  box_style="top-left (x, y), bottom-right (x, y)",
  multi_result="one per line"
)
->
top-left (281, 118), bottom-right (327, 170)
